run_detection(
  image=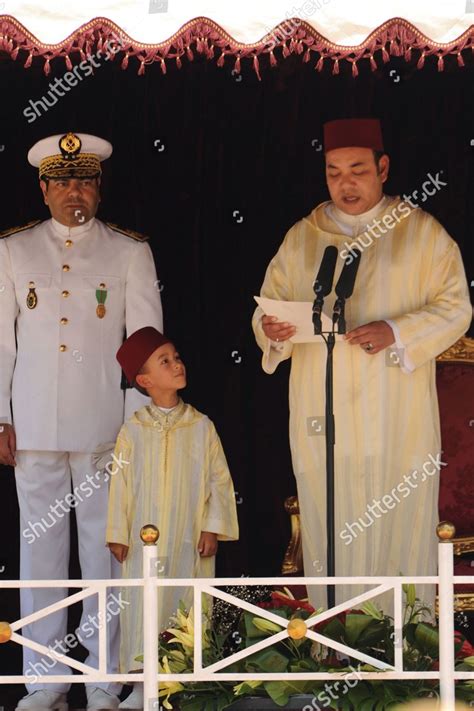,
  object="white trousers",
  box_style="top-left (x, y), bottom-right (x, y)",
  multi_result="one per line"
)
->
top-left (15, 450), bottom-right (121, 695)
